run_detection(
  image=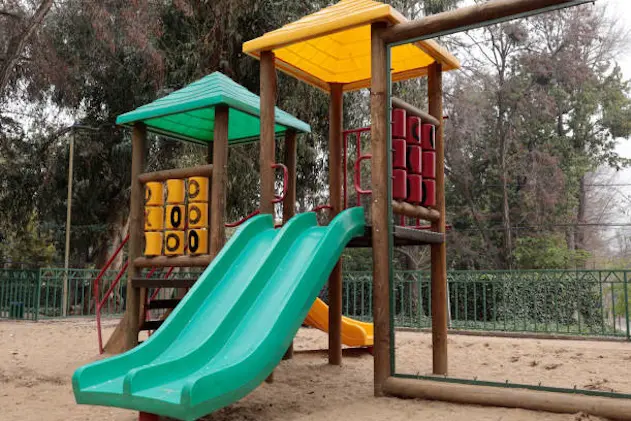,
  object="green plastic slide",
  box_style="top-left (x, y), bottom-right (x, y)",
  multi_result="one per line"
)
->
top-left (73, 207), bottom-right (365, 421)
